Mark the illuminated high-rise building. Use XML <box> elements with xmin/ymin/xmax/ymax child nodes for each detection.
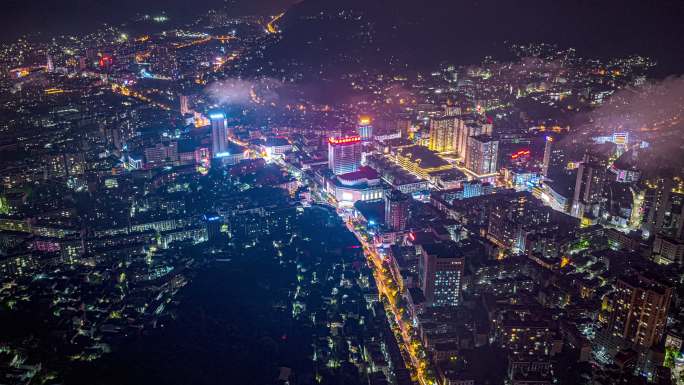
<box><xmin>357</xmin><ymin>116</ymin><xmax>373</xmax><ymax>141</ymax></box>
<box><xmin>613</xmin><ymin>132</ymin><xmax>629</xmax><ymax>157</ymax></box>
<box><xmin>465</xmin><ymin>135</ymin><xmax>499</xmax><ymax>175</ymax></box>
<box><xmin>455</xmin><ymin>120</ymin><xmax>491</xmax><ymax>160</ymax></box>
<box><xmin>179</xmin><ymin>95</ymin><xmax>190</xmax><ymax>115</ymax></box>
<box><xmin>77</xmin><ymin>56</ymin><xmax>87</xmax><ymax>71</ymax></box>
<box><xmin>46</xmin><ymin>53</ymin><xmax>54</xmax><ymax>73</ymax></box>
<box><xmin>204</xmin><ymin>213</ymin><xmax>222</xmax><ymax>243</ymax></box>
<box><xmin>642</xmin><ymin>176</ymin><xmax>684</xmax><ymax>239</ymax></box>
<box><xmin>210</xmin><ymin>111</ymin><xmax>228</xmax><ymax>158</ymax></box>
<box><xmin>418</xmin><ymin>242</ymin><xmax>464</xmax><ymax>307</ymax></box>
<box><xmin>571</xmin><ymin>160</ymin><xmax>606</xmax><ymax>218</ymax></box>
<box><xmin>604</xmin><ymin>274</ymin><xmax>672</xmax><ymax>349</ymax></box>
<box><xmin>384</xmin><ymin>189</ymin><xmax>410</xmax><ymax>232</ymax></box>
<box><xmin>444</xmin><ymin>104</ymin><xmax>461</xmax><ymax>117</ymax></box>
<box><xmin>653</xmin><ymin>234</ymin><xmax>684</xmax><ymax>265</ymax></box>
<box><xmin>396</xmin><ymin>117</ymin><xmax>412</xmax><ymax>138</ymax></box>
<box><xmin>102</xmin><ymin>125</ymin><xmax>123</xmax><ymax>151</ymax></box>
<box><xmin>428</xmin><ymin>117</ymin><xmax>457</xmax><ymax>153</ymax></box>
<box><xmin>328</xmin><ymin>136</ymin><xmax>362</xmax><ymax>175</ymax></box>
<box><xmin>542</xmin><ymin>136</ymin><xmax>553</xmax><ymax>178</ymax></box>
<box><xmin>144</xmin><ymin>141</ymin><xmax>178</xmax><ymax>167</ymax></box>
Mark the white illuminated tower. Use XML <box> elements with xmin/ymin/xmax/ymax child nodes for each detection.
<box><xmin>46</xmin><ymin>53</ymin><xmax>54</xmax><ymax>73</ymax></box>
<box><xmin>179</xmin><ymin>95</ymin><xmax>190</xmax><ymax>115</ymax></box>
<box><xmin>542</xmin><ymin>135</ymin><xmax>553</xmax><ymax>178</ymax></box>
<box><xmin>328</xmin><ymin>136</ymin><xmax>362</xmax><ymax>175</ymax></box>
<box><xmin>210</xmin><ymin>111</ymin><xmax>228</xmax><ymax>158</ymax></box>
<box><xmin>357</xmin><ymin>116</ymin><xmax>373</xmax><ymax>141</ymax></box>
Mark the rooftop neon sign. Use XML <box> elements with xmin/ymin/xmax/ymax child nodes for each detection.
<box><xmin>329</xmin><ymin>136</ymin><xmax>361</xmax><ymax>145</ymax></box>
<box><xmin>511</xmin><ymin>149</ymin><xmax>531</xmax><ymax>159</ymax></box>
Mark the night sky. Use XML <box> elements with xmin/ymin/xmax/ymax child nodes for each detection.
<box><xmin>4</xmin><ymin>0</ymin><xmax>684</xmax><ymax>68</ymax></box>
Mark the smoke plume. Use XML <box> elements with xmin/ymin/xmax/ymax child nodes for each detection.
<box><xmin>582</xmin><ymin>75</ymin><xmax>684</xmax><ymax>136</ymax></box>
<box><xmin>205</xmin><ymin>78</ymin><xmax>281</xmax><ymax>106</ymax></box>
<box><xmin>567</xmin><ymin>75</ymin><xmax>684</xmax><ymax>172</ymax></box>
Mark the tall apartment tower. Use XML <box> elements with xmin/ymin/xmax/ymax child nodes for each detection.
<box><xmin>572</xmin><ymin>161</ymin><xmax>607</xmax><ymax>218</ymax></box>
<box><xmin>180</xmin><ymin>95</ymin><xmax>191</xmax><ymax>115</ymax></box>
<box><xmin>466</xmin><ymin>135</ymin><xmax>499</xmax><ymax>175</ymax></box>
<box><xmin>210</xmin><ymin>111</ymin><xmax>228</xmax><ymax>158</ymax></box>
<box><xmin>328</xmin><ymin>136</ymin><xmax>362</xmax><ymax>175</ymax></box>
<box><xmin>385</xmin><ymin>189</ymin><xmax>410</xmax><ymax>232</ymax></box>
<box><xmin>606</xmin><ymin>274</ymin><xmax>672</xmax><ymax>349</ymax></box>
<box><xmin>419</xmin><ymin>242</ymin><xmax>465</xmax><ymax>307</ymax></box>
<box><xmin>428</xmin><ymin>117</ymin><xmax>458</xmax><ymax>153</ymax></box>
<box><xmin>542</xmin><ymin>136</ymin><xmax>553</xmax><ymax>178</ymax></box>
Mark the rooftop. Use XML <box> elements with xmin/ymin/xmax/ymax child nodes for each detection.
<box><xmin>422</xmin><ymin>241</ymin><xmax>463</xmax><ymax>259</ymax></box>
<box><xmin>397</xmin><ymin>145</ymin><xmax>450</xmax><ymax>169</ymax></box>
<box><xmin>264</xmin><ymin>137</ymin><xmax>290</xmax><ymax>147</ymax></box>
<box><xmin>336</xmin><ymin>166</ymin><xmax>380</xmax><ymax>186</ymax></box>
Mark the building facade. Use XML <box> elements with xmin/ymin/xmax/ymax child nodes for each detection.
<box><xmin>385</xmin><ymin>189</ymin><xmax>410</xmax><ymax>232</ymax></box>
<box><xmin>328</xmin><ymin>136</ymin><xmax>362</xmax><ymax>175</ymax></box>
<box><xmin>466</xmin><ymin>135</ymin><xmax>499</xmax><ymax>176</ymax></box>
<box><xmin>419</xmin><ymin>242</ymin><xmax>465</xmax><ymax>307</ymax></box>
<box><xmin>605</xmin><ymin>274</ymin><xmax>672</xmax><ymax>349</ymax></box>
<box><xmin>210</xmin><ymin>111</ymin><xmax>228</xmax><ymax>158</ymax></box>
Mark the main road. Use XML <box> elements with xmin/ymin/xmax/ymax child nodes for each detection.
<box><xmin>342</xmin><ymin>219</ymin><xmax>435</xmax><ymax>385</ymax></box>
<box><xmin>266</xmin><ymin>12</ymin><xmax>285</xmax><ymax>34</ymax></box>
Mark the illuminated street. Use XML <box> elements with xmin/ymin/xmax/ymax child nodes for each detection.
<box><xmin>342</xmin><ymin>217</ymin><xmax>435</xmax><ymax>385</ymax></box>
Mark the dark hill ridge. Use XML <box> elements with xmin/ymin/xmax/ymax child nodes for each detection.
<box><xmin>0</xmin><ymin>0</ymin><xmax>296</xmax><ymax>41</ymax></box>
<box><xmin>266</xmin><ymin>0</ymin><xmax>684</xmax><ymax>76</ymax></box>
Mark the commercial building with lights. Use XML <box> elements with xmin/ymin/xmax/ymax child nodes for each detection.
<box><xmin>609</xmin><ymin>154</ymin><xmax>641</xmax><ymax>183</ymax></box>
<box><xmin>144</xmin><ymin>141</ymin><xmax>178</xmax><ymax>168</ymax></box>
<box><xmin>325</xmin><ymin>166</ymin><xmax>386</xmax><ymax>206</ymax></box>
<box><xmin>652</xmin><ymin>234</ymin><xmax>684</xmax><ymax>265</ymax></box>
<box><xmin>328</xmin><ymin>136</ymin><xmax>362</xmax><ymax>175</ymax></box>
<box><xmin>391</xmin><ymin>145</ymin><xmax>452</xmax><ymax>180</ymax></box>
<box><xmin>263</xmin><ymin>137</ymin><xmax>292</xmax><ymax>156</ymax></box>
<box><xmin>533</xmin><ymin>181</ymin><xmax>572</xmax><ymax>214</ymax></box>
<box><xmin>215</xmin><ymin>142</ymin><xmax>247</xmax><ymax>166</ymax></box>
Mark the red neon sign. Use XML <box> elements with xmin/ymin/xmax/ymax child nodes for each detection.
<box><xmin>511</xmin><ymin>149</ymin><xmax>531</xmax><ymax>160</ymax></box>
<box><xmin>99</xmin><ymin>55</ymin><xmax>114</xmax><ymax>69</ymax></box>
<box><xmin>329</xmin><ymin>136</ymin><xmax>361</xmax><ymax>145</ymax></box>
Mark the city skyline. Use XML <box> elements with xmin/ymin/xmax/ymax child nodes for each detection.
<box><xmin>1</xmin><ymin>2</ymin><xmax>684</xmax><ymax>385</ymax></box>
